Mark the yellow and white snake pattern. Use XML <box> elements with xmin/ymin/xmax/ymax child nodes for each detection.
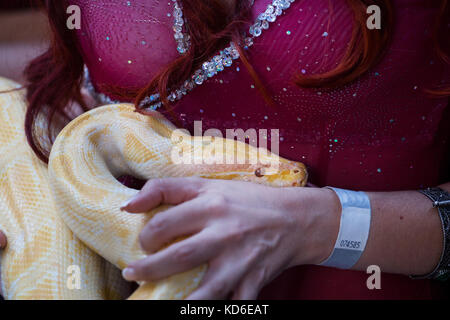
<box><xmin>0</xmin><ymin>77</ymin><xmax>307</xmax><ymax>299</ymax></box>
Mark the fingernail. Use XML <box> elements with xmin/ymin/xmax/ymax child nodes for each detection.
<box><xmin>120</xmin><ymin>198</ymin><xmax>134</xmax><ymax>211</ymax></box>
<box><xmin>122</xmin><ymin>267</ymin><xmax>136</xmax><ymax>281</ymax></box>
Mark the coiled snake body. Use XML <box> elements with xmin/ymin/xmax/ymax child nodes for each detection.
<box><xmin>0</xmin><ymin>77</ymin><xmax>307</xmax><ymax>299</ymax></box>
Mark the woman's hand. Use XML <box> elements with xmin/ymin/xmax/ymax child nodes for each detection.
<box><xmin>0</xmin><ymin>231</ymin><xmax>7</xmax><ymax>297</ymax></box>
<box><xmin>120</xmin><ymin>177</ymin><xmax>340</xmax><ymax>299</ymax></box>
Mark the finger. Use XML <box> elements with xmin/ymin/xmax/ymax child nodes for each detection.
<box><xmin>186</xmin><ymin>257</ymin><xmax>249</xmax><ymax>300</ymax></box>
<box><xmin>0</xmin><ymin>231</ymin><xmax>7</xmax><ymax>249</ymax></box>
<box><xmin>123</xmin><ymin>228</ymin><xmax>222</xmax><ymax>282</ymax></box>
<box><xmin>121</xmin><ymin>177</ymin><xmax>204</xmax><ymax>213</ymax></box>
<box><xmin>139</xmin><ymin>197</ymin><xmax>210</xmax><ymax>253</ymax></box>
<box><xmin>231</xmin><ymin>269</ymin><xmax>266</xmax><ymax>300</ymax></box>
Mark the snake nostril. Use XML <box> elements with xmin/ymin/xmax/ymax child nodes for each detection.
<box><xmin>293</xmin><ymin>170</ymin><xmax>300</xmax><ymax>173</ymax></box>
<box><xmin>255</xmin><ymin>168</ymin><xmax>265</xmax><ymax>177</ymax></box>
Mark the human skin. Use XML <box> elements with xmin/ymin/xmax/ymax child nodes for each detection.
<box><xmin>117</xmin><ymin>178</ymin><xmax>449</xmax><ymax>299</ymax></box>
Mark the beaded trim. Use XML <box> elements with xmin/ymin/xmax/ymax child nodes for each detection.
<box><xmin>84</xmin><ymin>0</ymin><xmax>296</xmax><ymax>110</ymax></box>
<box><xmin>172</xmin><ymin>0</ymin><xmax>190</xmax><ymax>55</ymax></box>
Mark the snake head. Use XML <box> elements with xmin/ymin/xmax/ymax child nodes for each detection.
<box><xmin>251</xmin><ymin>160</ymin><xmax>308</xmax><ymax>187</ymax></box>
<box><xmin>190</xmin><ymin>136</ymin><xmax>308</xmax><ymax>188</ymax></box>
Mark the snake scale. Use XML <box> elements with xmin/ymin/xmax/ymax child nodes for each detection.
<box><xmin>0</xmin><ymin>77</ymin><xmax>307</xmax><ymax>299</ymax></box>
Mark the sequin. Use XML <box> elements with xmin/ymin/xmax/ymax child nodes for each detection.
<box><xmin>172</xmin><ymin>0</ymin><xmax>190</xmax><ymax>55</ymax></box>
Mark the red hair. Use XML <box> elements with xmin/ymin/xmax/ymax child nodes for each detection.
<box><xmin>23</xmin><ymin>0</ymin><xmax>450</xmax><ymax>162</ymax></box>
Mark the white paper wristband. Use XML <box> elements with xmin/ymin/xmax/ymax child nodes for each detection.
<box><xmin>319</xmin><ymin>187</ymin><xmax>372</xmax><ymax>269</ymax></box>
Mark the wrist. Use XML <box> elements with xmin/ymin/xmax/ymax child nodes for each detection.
<box><xmin>286</xmin><ymin>187</ymin><xmax>341</xmax><ymax>266</ymax></box>
<box><xmin>309</xmin><ymin>187</ymin><xmax>342</xmax><ymax>265</ymax></box>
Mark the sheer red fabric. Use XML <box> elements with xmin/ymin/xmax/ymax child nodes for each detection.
<box><xmin>72</xmin><ymin>0</ymin><xmax>450</xmax><ymax>299</ymax></box>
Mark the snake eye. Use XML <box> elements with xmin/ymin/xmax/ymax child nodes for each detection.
<box><xmin>254</xmin><ymin>168</ymin><xmax>265</xmax><ymax>177</ymax></box>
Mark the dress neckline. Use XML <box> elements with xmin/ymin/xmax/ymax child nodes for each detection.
<box><xmin>84</xmin><ymin>0</ymin><xmax>297</xmax><ymax>110</ymax></box>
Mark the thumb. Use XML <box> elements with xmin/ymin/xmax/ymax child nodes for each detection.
<box><xmin>120</xmin><ymin>177</ymin><xmax>204</xmax><ymax>213</ymax></box>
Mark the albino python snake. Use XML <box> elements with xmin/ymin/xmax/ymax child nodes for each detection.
<box><xmin>0</xmin><ymin>77</ymin><xmax>307</xmax><ymax>300</ymax></box>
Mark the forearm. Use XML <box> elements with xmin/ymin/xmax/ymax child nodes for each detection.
<box><xmin>288</xmin><ymin>183</ymin><xmax>449</xmax><ymax>276</ymax></box>
<box><xmin>350</xmin><ymin>183</ymin><xmax>449</xmax><ymax>276</ymax></box>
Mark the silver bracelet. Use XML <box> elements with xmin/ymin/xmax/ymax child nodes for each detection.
<box><xmin>411</xmin><ymin>187</ymin><xmax>450</xmax><ymax>281</ymax></box>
